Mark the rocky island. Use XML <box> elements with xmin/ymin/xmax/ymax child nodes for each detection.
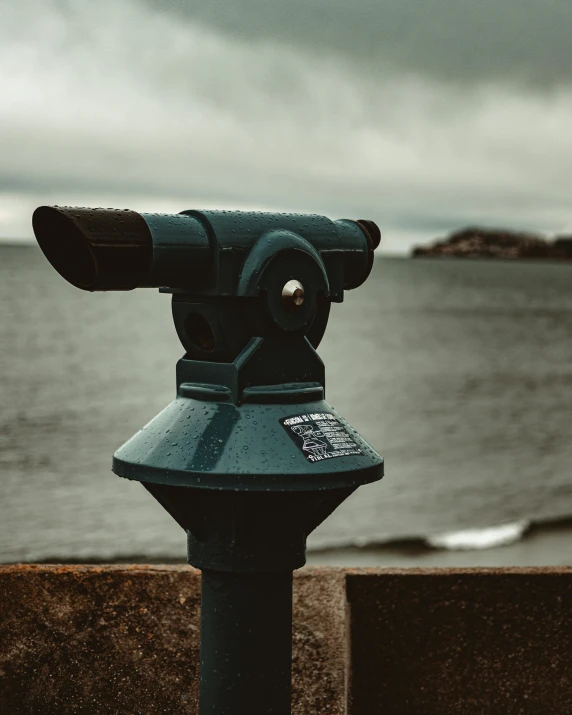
<box><xmin>412</xmin><ymin>227</ymin><xmax>572</xmax><ymax>261</ymax></box>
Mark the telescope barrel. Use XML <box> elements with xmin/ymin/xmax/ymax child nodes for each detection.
<box><xmin>32</xmin><ymin>205</ymin><xmax>379</xmax><ymax>294</ymax></box>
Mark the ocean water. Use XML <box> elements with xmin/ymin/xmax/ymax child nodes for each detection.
<box><xmin>1</xmin><ymin>246</ymin><xmax>572</xmax><ymax>562</ymax></box>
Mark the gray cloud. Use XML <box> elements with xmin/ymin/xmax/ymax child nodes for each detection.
<box><xmin>1</xmin><ymin>0</ymin><xmax>572</xmax><ymax>251</ymax></box>
<box><xmin>144</xmin><ymin>0</ymin><xmax>572</xmax><ymax>88</ymax></box>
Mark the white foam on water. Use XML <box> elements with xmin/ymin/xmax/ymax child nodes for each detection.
<box><xmin>426</xmin><ymin>521</ymin><xmax>530</xmax><ymax>551</ymax></box>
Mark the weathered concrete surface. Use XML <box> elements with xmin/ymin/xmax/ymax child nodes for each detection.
<box><xmin>2</xmin><ymin>566</ymin><xmax>572</xmax><ymax>714</ymax></box>
<box><xmin>0</xmin><ymin>565</ymin><xmax>347</xmax><ymax>715</ymax></box>
<box><xmin>292</xmin><ymin>569</ymin><xmax>348</xmax><ymax>715</ymax></box>
<box><xmin>347</xmin><ymin>567</ymin><xmax>572</xmax><ymax>715</ymax></box>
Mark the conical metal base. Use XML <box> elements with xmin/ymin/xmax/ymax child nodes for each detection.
<box><xmin>113</xmin><ymin>390</ymin><xmax>383</xmax><ymax>493</ymax></box>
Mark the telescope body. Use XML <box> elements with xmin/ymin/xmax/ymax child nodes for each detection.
<box><xmin>33</xmin><ymin>203</ymin><xmax>384</xmax><ymax>715</ymax></box>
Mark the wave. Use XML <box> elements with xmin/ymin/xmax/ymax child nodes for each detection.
<box><xmin>308</xmin><ymin>519</ymin><xmax>540</xmax><ymax>554</ymax></box>
<box><xmin>425</xmin><ymin>520</ymin><xmax>530</xmax><ymax>551</ymax></box>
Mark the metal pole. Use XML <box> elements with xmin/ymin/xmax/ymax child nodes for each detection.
<box><xmin>199</xmin><ymin>569</ymin><xmax>293</xmax><ymax>715</ymax></box>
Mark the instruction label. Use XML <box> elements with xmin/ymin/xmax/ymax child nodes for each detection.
<box><xmin>280</xmin><ymin>412</ymin><xmax>362</xmax><ymax>462</ymax></box>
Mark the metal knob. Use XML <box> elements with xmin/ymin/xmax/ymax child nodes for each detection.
<box><xmin>281</xmin><ymin>280</ymin><xmax>305</xmax><ymax>311</ymax></box>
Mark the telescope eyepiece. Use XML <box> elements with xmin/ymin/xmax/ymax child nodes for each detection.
<box><xmin>357</xmin><ymin>219</ymin><xmax>381</xmax><ymax>250</ymax></box>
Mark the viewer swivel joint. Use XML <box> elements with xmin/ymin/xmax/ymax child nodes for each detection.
<box><xmin>33</xmin><ymin>205</ymin><xmax>384</xmax><ymax>715</ymax></box>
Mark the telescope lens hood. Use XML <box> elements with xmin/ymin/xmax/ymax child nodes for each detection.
<box><xmin>32</xmin><ymin>205</ymin><xmax>153</xmax><ymax>291</ymax></box>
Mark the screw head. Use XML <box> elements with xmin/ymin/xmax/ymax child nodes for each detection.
<box><xmin>282</xmin><ymin>279</ymin><xmax>305</xmax><ymax>311</ymax></box>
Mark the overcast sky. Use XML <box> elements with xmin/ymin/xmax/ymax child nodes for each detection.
<box><xmin>2</xmin><ymin>0</ymin><xmax>572</xmax><ymax>252</ymax></box>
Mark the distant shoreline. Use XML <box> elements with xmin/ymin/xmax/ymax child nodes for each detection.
<box><xmin>413</xmin><ymin>227</ymin><xmax>572</xmax><ymax>261</ymax></box>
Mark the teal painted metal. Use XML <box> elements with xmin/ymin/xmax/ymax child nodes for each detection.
<box><xmin>114</xmin><ymin>357</ymin><xmax>381</xmax><ymax>492</ymax></box>
<box><xmin>114</xmin><ymin>395</ymin><xmax>381</xmax><ymax>491</ymax></box>
<box><xmin>32</xmin><ymin>205</ymin><xmax>384</xmax><ymax>715</ymax></box>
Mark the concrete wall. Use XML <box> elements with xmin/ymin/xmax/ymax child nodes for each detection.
<box><xmin>1</xmin><ymin>565</ymin><xmax>571</xmax><ymax>713</ymax></box>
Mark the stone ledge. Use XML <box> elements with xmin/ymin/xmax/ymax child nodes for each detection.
<box><xmin>0</xmin><ymin>565</ymin><xmax>347</xmax><ymax>715</ymax></box>
<box><xmin>1</xmin><ymin>566</ymin><xmax>571</xmax><ymax>714</ymax></box>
